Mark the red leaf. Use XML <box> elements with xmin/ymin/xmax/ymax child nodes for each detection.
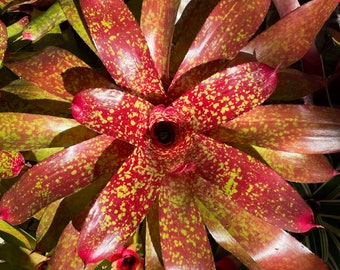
<box><xmin>172</xmin><ymin>62</ymin><xmax>278</xmax><ymax>132</ymax></box>
<box><xmin>252</xmin><ymin>146</ymin><xmax>338</xmax><ymax>183</ymax></box>
<box><xmin>0</xmin><ymin>150</ymin><xmax>25</xmax><ymax>179</ymax></box>
<box><xmin>172</xmin><ymin>0</ymin><xmax>271</xmax><ymax>84</ymax></box>
<box><xmin>207</xmin><ymin>105</ymin><xmax>340</xmax><ymax>154</ymax></box>
<box><xmin>77</xmin><ymin>146</ymin><xmax>163</xmax><ymax>264</ymax></box>
<box><xmin>158</xmin><ymin>173</ymin><xmax>215</xmax><ymax>269</ymax></box>
<box><xmin>195</xmin><ymin>178</ymin><xmax>329</xmax><ymax>270</ymax></box>
<box><xmin>0</xmin><ymin>20</ymin><xmax>7</xmax><ymax>67</ymax></box>
<box><xmin>242</xmin><ymin>0</ymin><xmax>339</xmax><ymax>68</ymax></box>
<box><xmin>272</xmin><ymin>0</ymin><xmax>300</xmax><ymax>17</ymax></box>
<box><xmin>0</xmin><ymin>135</ymin><xmax>115</xmax><ymax>225</ymax></box>
<box><xmin>5</xmin><ymin>46</ymin><xmax>89</xmax><ymax>102</ymax></box>
<box><xmin>72</xmin><ymin>88</ymin><xmax>153</xmax><ymax>146</ymax></box>
<box><xmin>80</xmin><ymin>0</ymin><xmax>166</xmax><ymax>104</ymax></box>
<box><xmin>195</xmin><ymin>134</ymin><xmax>318</xmax><ymax>233</ymax></box>
<box><xmin>140</xmin><ymin>0</ymin><xmax>180</xmax><ymax>87</ymax></box>
<box><xmin>0</xmin><ymin>113</ymin><xmax>86</xmax><ymax>151</ymax></box>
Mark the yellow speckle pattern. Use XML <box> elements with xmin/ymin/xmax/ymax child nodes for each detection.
<box><xmin>210</xmin><ymin>104</ymin><xmax>340</xmax><ymax>154</ymax></box>
<box><xmin>172</xmin><ymin>62</ymin><xmax>277</xmax><ymax>132</ymax></box>
<box><xmin>77</xmin><ymin>146</ymin><xmax>164</xmax><ymax>263</ymax></box>
<box><xmin>194</xmin><ymin>178</ymin><xmax>328</xmax><ymax>270</ymax></box>
<box><xmin>158</xmin><ymin>173</ymin><xmax>215</xmax><ymax>269</ymax></box>
<box><xmin>0</xmin><ymin>135</ymin><xmax>115</xmax><ymax>225</ymax></box>
<box><xmin>6</xmin><ymin>46</ymin><xmax>90</xmax><ymax>102</ymax></box>
<box><xmin>0</xmin><ymin>150</ymin><xmax>24</xmax><ymax>179</ymax></box>
<box><xmin>243</xmin><ymin>0</ymin><xmax>339</xmax><ymax>68</ymax></box>
<box><xmin>81</xmin><ymin>0</ymin><xmax>166</xmax><ymax>104</ymax></box>
<box><xmin>0</xmin><ymin>113</ymin><xmax>80</xmax><ymax>151</ymax></box>
<box><xmin>173</xmin><ymin>0</ymin><xmax>271</xmax><ymax>83</ymax></box>
<box><xmin>194</xmin><ymin>134</ymin><xmax>316</xmax><ymax>233</ymax></box>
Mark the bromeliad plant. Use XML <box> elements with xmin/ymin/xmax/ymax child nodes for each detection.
<box><xmin>0</xmin><ymin>0</ymin><xmax>340</xmax><ymax>269</ymax></box>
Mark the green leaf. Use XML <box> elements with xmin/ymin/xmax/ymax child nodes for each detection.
<box><xmin>6</xmin><ymin>16</ymin><xmax>29</xmax><ymax>39</ymax></box>
<box><xmin>6</xmin><ymin>46</ymin><xmax>90</xmax><ymax>102</ymax></box>
<box><xmin>77</xmin><ymin>146</ymin><xmax>163</xmax><ymax>264</ymax></box>
<box><xmin>0</xmin><ymin>150</ymin><xmax>25</xmax><ymax>178</ymax></box>
<box><xmin>208</xmin><ymin>105</ymin><xmax>340</xmax><ymax>154</ymax></box>
<box><xmin>22</xmin><ymin>2</ymin><xmax>67</xmax><ymax>41</ymax></box>
<box><xmin>72</xmin><ymin>88</ymin><xmax>153</xmax><ymax>146</ymax></box>
<box><xmin>140</xmin><ymin>0</ymin><xmax>180</xmax><ymax>86</ymax></box>
<box><xmin>252</xmin><ymin>146</ymin><xmax>338</xmax><ymax>183</ymax></box>
<box><xmin>0</xmin><ymin>220</ymin><xmax>32</xmax><ymax>249</ymax></box>
<box><xmin>0</xmin><ymin>20</ymin><xmax>7</xmax><ymax>68</ymax></box>
<box><xmin>80</xmin><ymin>0</ymin><xmax>166</xmax><ymax>104</ymax></box>
<box><xmin>242</xmin><ymin>0</ymin><xmax>339</xmax><ymax>68</ymax></box>
<box><xmin>172</xmin><ymin>0</ymin><xmax>271</xmax><ymax>83</ymax></box>
<box><xmin>158</xmin><ymin>173</ymin><xmax>215</xmax><ymax>268</ymax></box>
<box><xmin>0</xmin><ymin>135</ymin><xmax>115</xmax><ymax>225</ymax></box>
<box><xmin>195</xmin><ymin>134</ymin><xmax>318</xmax><ymax>233</ymax></box>
<box><xmin>172</xmin><ymin>62</ymin><xmax>278</xmax><ymax>132</ymax></box>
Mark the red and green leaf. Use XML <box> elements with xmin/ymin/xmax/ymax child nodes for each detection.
<box><xmin>253</xmin><ymin>146</ymin><xmax>338</xmax><ymax>183</ymax></box>
<box><xmin>6</xmin><ymin>16</ymin><xmax>29</xmax><ymax>39</ymax></box>
<box><xmin>140</xmin><ymin>0</ymin><xmax>180</xmax><ymax>87</ymax></box>
<box><xmin>172</xmin><ymin>62</ymin><xmax>278</xmax><ymax>132</ymax></box>
<box><xmin>194</xmin><ymin>178</ymin><xmax>329</xmax><ymax>270</ymax></box>
<box><xmin>80</xmin><ymin>0</ymin><xmax>166</xmax><ymax>104</ymax></box>
<box><xmin>172</xmin><ymin>0</ymin><xmax>271</xmax><ymax>84</ymax></box>
<box><xmin>158</xmin><ymin>173</ymin><xmax>215</xmax><ymax>269</ymax></box>
<box><xmin>5</xmin><ymin>46</ymin><xmax>90</xmax><ymax>102</ymax></box>
<box><xmin>0</xmin><ymin>135</ymin><xmax>115</xmax><ymax>225</ymax></box>
<box><xmin>72</xmin><ymin>88</ymin><xmax>153</xmax><ymax>146</ymax></box>
<box><xmin>0</xmin><ymin>113</ymin><xmax>91</xmax><ymax>151</ymax></box>
<box><xmin>77</xmin><ymin>146</ymin><xmax>163</xmax><ymax>264</ymax></box>
<box><xmin>0</xmin><ymin>150</ymin><xmax>25</xmax><ymax>179</ymax></box>
<box><xmin>207</xmin><ymin>105</ymin><xmax>340</xmax><ymax>154</ymax></box>
<box><xmin>242</xmin><ymin>0</ymin><xmax>339</xmax><ymax>68</ymax></box>
<box><xmin>195</xmin><ymin>134</ymin><xmax>318</xmax><ymax>233</ymax></box>
<box><xmin>0</xmin><ymin>20</ymin><xmax>7</xmax><ymax>67</ymax></box>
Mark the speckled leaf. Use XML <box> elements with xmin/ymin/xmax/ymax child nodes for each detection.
<box><xmin>242</xmin><ymin>0</ymin><xmax>339</xmax><ymax>68</ymax></box>
<box><xmin>48</xmin><ymin>223</ymin><xmax>89</xmax><ymax>270</ymax></box>
<box><xmin>77</xmin><ymin>146</ymin><xmax>163</xmax><ymax>264</ymax></box>
<box><xmin>141</xmin><ymin>0</ymin><xmax>180</xmax><ymax>86</ymax></box>
<box><xmin>173</xmin><ymin>0</ymin><xmax>271</xmax><ymax>84</ymax></box>
<box><xmin>194</xmin><ymin>178</ymin><xmax>329</xmax><ymax>270</ymax></box>
<box><xmin>207</xmin><ymin>105</ymin><xmax>340</xmax><ymax>154</ymax></box>
<box><xmin>0</xmin><ymin>113</ymin><xmax>87</xmax><ymax>151</ymax></box>
<box><xmin>197</xmin><ymin>200</ymin><xmax>261</xmax><ymax>270</ymax></box>
<box><xmin>6</xmin><ymin>16</ymin><xmax>29</xmax><ymax>39</ymax></box>
<box><xmin>22</xmin><ymin>2</ymin><xmax>67</xmax><ymax>41</ymax></box>
<box><xmin>145</xmin><ymin>215</ymin><xmax>164</xmax><ymax>270</ymax></box>
<box><xmin>1</xmin><ymin>79</ymin><xmax>67</xmax><ymax>101</ymax></box>
<box><xmin>195</xmin><ymin>134</ymin><xmax>318</xmax><ymax>233</ymax></box>
<box><xmin>0</xmin><ymin>20</ymin><xmax>7</xmax><ymax>67</ymax></box>
<box><xmin>80</xmin><ymin>0</ymin><xmax>166</xmax><ymax>104</ymax></box>
<box><xmin>0</xmin><ymin>150</ymin><xmax>25</xmax><ymax>178</ymax></box>
<box><xmin>0</xmin><ymin>134</ymin><xmax>115</xmax><ymax>225</ymax></box>
<box><xmin>59</xmin><ymin>0</ymin><xmax>97</xmax><ymax>53</ymax></box>
<box><xmin>72</xmin><ymin>88</ymin><xmax>153</xmax><ymax>146</ymax></box>
<box><xmin>158</xmin><ymin>173</ymin><xmax>215</xmax><ymax>269</ymax></box>
<box><xmin>269</xmin><ymin>69</ymin><xmax>327</xmax><ymax>101</ymax></box>
<box><xmin>172</xmin><ymin>62</ymin><xmax>278</xmax><ymax>132</ymax></box>
<box><xmin>6</xmin><ymin>46</ymin><xmax>90</xmax><ymax>102</ymax></box>
<box><xmin>272</xmin><ymin>0</ymin><xmax>300</xmax><ymax>17</ymax></box>
<box><xmin>253</xmin><ymin>146</ymin><xmax>338</xmax><ymax>183</ymax></box>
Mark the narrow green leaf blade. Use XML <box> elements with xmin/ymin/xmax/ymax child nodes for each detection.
<box><xmin>80</xmin><ymin>0</ymin><xmax>166</xmax><ymax>103</ymax></box>
<box><xmin>172</xmin><ymin>62</ymin><xmax>278</xmax><ymax>132</ymax></box>
<box><xmin>77</xmin><ymin>146</ymin><xmax>163</xmax><ymax>264</ymax></box>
